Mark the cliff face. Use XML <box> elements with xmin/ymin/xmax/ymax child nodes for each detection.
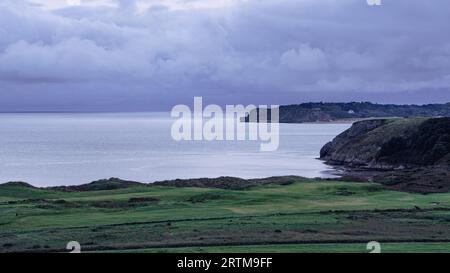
<box><xmin>320</xmin><ymin>117</ymin><xmax>450</xmax><ymax>170</ymax></box>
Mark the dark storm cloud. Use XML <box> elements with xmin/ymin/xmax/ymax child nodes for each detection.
<box><xmin>0</xmin><ymin>0</ymin><xmax>449</xmax><ymax>111</ymax></box>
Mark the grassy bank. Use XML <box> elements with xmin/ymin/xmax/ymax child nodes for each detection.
<box><xmin>0</xmin><ymin>178</ymin><xmax>449</xmax><ymax>253</ymax></box>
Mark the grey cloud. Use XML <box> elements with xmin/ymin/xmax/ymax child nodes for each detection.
<box><xmin>281</xmin><ymin>44</ymin><xmax>329</xmax><ymax>71</ymax></box>
<box><xmin>0</xmin><ymin>0</ymin><xmax>450</xmax><ymax>111</ymax></box>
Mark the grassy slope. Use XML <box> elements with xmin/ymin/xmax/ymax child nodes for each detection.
<box><xmin>0</xmin><ymin>179</ymin><xmax>449</xmax><ymax>253</ymax></box>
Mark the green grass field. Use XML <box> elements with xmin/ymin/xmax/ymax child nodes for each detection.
<box><xmin>110</xmin><ymin>243</ymin><xmax>450</xmax><ymax>253</ymax></box>
<box><xmin>0</xmin><ymin>178</ymin><xmax>449</xmax><ymax>253</ymax></box>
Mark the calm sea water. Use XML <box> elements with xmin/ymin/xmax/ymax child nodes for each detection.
<box><xmin>0</xmin><ymin>113</ymin><xmax>350</xmax><ymax>187</ymax></box>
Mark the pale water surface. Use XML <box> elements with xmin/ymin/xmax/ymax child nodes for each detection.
<box><xmin>0</xmin><ymin>113</ymin><xmax>350</xmax><ymax>187</ymax></box>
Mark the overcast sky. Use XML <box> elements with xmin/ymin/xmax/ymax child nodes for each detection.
<box><xmin>1</xmin><ymin>0</ymin><xmax>450</xmax><ymax>111</ymax></box>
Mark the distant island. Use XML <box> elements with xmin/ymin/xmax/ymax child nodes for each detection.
<box><xmin>244</xmin><ymin>102</ymin><xmax>450</xmax><ymax>123</ymax></box>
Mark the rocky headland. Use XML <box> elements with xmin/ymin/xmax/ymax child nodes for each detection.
<box><xmin>244</xmin><ymin>102</ymin><xmax>450</xmax><ymax>123</ymax></box>
<box><xmin>320</xmin><ymin>117</ymin><xmax>450</xmax><ymax>193</ymax></box>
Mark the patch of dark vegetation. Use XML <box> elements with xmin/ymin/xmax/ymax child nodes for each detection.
<box><xmin>374</xmin><ymin>166</ymin><xmax>450</xmax><ymax>194</ymax></box>
<box><xmin>335</xmin><ymin>175</ymin><xmax>369</xmax><ymax>183</ymax></box>
<box><xmin>0</xmin><ymin>176</ymin><xmax>302</xmax><ymax>197</ymax></box>
<box><xmin>328</xmin><ymin>186</ymin><xmax>362</xmax><ymax>196</ymax></box>
<box><xmin>366</xmin><ymin>185</ymin><xmax>384</xmax><ymax>192</ymax></box>
<box><xmin>91</xmin><ymin>227</ymin><xmax>102</xmax><ymax>232</ymax></box>
<box><xmin>319</xmin><ymin>185</ymin><xmax>357</xmax><ymax>196</ymax></box>
<box><xmin>90</xmin><ymin>198</ymin><xmax>158</xmax><ymax>209</ymax></box>
<box><xmin>302</xmin><ymin>229</ymin><xmax>319</xmax><ymax>234</ymax></box>
<box><xmin>248</xmin><ymin>176</ymin><xmax>298</xmax><ymax>187</ymax></box>
<box><xmin>53</xmin><ymin>199</ymin><xmax>72</xmax><ymax>205</ymax></box>
<box><xmin>186</xmin><ymin>193</ymin><xmax>224</xmax><ymax>203</ymax></box>
<box><xmin>48</xmin><ymin>178</ymin><xmax>146</xmax><ymax>192</ymax></box>
<box><xmin>8</xmin><ymin>198</ymin><xmax>81</xmax><ymax>209</ymax></box>
<box><xmin>154</xmin><ymin>176</ymin><xmax>301</xmax><ymax>190</ymax></box>
<box><xmin>0</xmin><ymin>181</ymin><xmax>35</xmax><ymax>188</ymax></box>
<box><xmin>7</xmin><ymin>198</ymin><xmax>43</xmax><ymax>205</ymax></box>
<box><xmin>6</xmin><ymin>197</ymin><xmax>159</xmax><ymax>210</ymax></box>
<box><xmin>128</xmin><ymin>197</ymin><xmax>159</xmax><ymax>203</ymax></box>
<box><xmin>332</xmin><ymin>188</ymin><xmax>356</xmax><ymax>196</ymax></box>
<box><xmin>346</xmin><ymin>214</ymin><xmax>369</xmax><ymax>221</ymax></box>
<box><xmin>155</xmin><ymin>177</ymin><xmax>247</xmax><ymax>189</ymax></box>
<box><xmin>89</xmin><ymin>201</ymin><xmax>134</xmax><ymax>209</ymax></box>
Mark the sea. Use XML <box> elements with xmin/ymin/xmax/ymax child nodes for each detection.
<box><xmin>0</xmin><ymin>112</ymin><xmax>350</xmax><ymax>187</ymax></box>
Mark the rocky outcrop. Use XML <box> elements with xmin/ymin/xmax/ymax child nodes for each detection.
<box><xmin>320</xmin><ymin>117</ymin><xmax>450</xmax><ymax>193</ymax></box>
<box><xmin>320</xmin><ymin>117</ymin><xmax>450</xmax><ymax>170</ymax></box>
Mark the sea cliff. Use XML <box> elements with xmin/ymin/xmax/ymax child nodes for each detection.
<box><xmin>320</xmin><ymin>117</ymin><xmax>450</xmax><ymax>193</ymax></box>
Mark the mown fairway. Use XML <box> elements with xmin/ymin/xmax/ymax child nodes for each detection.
<box><xmin>0</xmin><ymin>179</ymin><xmax>449</xmax><ymax>253</ymax></box>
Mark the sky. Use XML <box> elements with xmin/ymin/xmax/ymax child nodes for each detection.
<box><xmin>0</xmin><ymin>0</ymin><xmax>450</xmax><ymax>111</ymax></box>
